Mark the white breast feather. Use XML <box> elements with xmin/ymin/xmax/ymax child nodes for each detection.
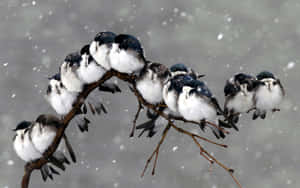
<box><xmin>110</xmin><ymin>44</ymin><xmax>144</xmax><ymax>74</ymax></box>
<box><xmin>60</xmin><ymin>62</ymin><xmax>83</xmax><ymax>92</ymax></box>
<box><xmin>31</xmin><ymin>124</ymin><xmax>57</xmax><ymax>153</ymax></box>
<box><xmin>178</xmin><ymin>87</ymin><xmax>217</xmax><ymax>122</ymax></box>
<box><xmin>14</xmin><ymin>131</ymin><xmax>42</xmax><ymax>162</ymax></box>
<box><xmin>255</xmin><ymin>84</ymin><xmax>283</xmax><ymax>110</ymax></box>
<box><xmin>136</xmin><ymin>78</ymin><xmax>163</xmax><ymax>104</ymax></box>
<box><xmin>90</xmin><ymin>42</ymin><xmax>111</xmax><ymax>70</ymax></box>
<box><xmin>77</xmin><ymin>60</ymin><xmax>106</xmax><ymax>84</ymax></box>
<box><xmin>163</xmin><ymin>82</ymin><xmax>178</xmax><ymax>113</ymax></box>
<box><xmin>226</xmin><ymin>91</ymin><xmax>254</xmax><ymax>113</ymax></box>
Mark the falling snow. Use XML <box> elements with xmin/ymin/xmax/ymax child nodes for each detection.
<box><xmin>217</xmin><ymin>33</ymin><xmax>223</xmax><ymax>40</ymax></box>
<box><xmin>7</xmin><ymin>160</ymin><xmax>14</xmax><ymax>165</ymax></box>
<box><xmin>172</xmin><ymin>146</ymin><xmax>178</xmax><ymax>152</ymax></box>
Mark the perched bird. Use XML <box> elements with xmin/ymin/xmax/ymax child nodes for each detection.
<box><xmin>137</xmin><ymin>64</ymin><xmax>199</xmax><ymax>138</ymax></box>
<box><xmin>13</xmin><ymin>120</ymin><xmax>70</xmax><ymax>181</ymax></box>
<box><xmin>60</xmin><ymin>52</ymin><xmax>84</xmax><ymax>92</ymax></box>
<box><xmin>45</xmin><ymin>74</ymin><xmax>77</xmax><ymax>115</ymax></box>
<box><xmin>109</xmin><ymin>34</ymin><xmax>146</xmax><ymax>74</ymax></box>
<box><xmin>31</xmin><ymin>114</ymin><xmax>76</xmax><ymax>163</ymax></box>
<box><xmin>45</xmin><ymin>74</ymin><xmax>90</xmax><ymax>132</ymax></box>
<box><xmin>79</xmin><ymin>44</ymin><xmax>122</xmax><ymax>93</ymax></box>
<box><xmin>177</xmin><ymin>79</ymin><xmax>225</xmax><ymax>139</ymax></box>
<box><xmin>130</xmin><ymin>62</ymin><xmax>170</xmax><ymax>137</ymax></box>
<box><xmin>253</xmin><ymin>71</ymin><xmax>285</xmax><ymax>119</ymax></box>
<box><xmin>163</xmin><ymin>63</ymin><xmax>204</xmax><ymax>113</ymax></box>
<box><xmin>77</xmin><ymin>44</ymin><xmax>107</xmax><ymax>84</ymax></box>
<box><xmin>223</xmin><ymin>73</ymin><xmax>257</xmax><ymax>130</ymax></box>
<box><xmin>89</xmin><ymin>31</ymin><xmax>117</xmax><ymax>70</ymax></box>
<box><xmin>163</xmin><ymin>73</ymin><xmax>194</xmax><ymax>113</ymax></box>
<box><xmin>136</xmin><ymin>62</ymin><xmax>170</xmax><ymax>105</ymax></box>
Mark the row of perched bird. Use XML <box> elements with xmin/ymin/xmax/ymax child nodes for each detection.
<box><xmin>12</xmin><ymin>31</ymin><xmax>285</xmax><ymax>182</ymax></box>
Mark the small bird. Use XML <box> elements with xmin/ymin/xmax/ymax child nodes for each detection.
<box><xmin>252</xmin><ymin>71</ymin><xmax>285</xmax><ymax>119</ymax></box>
<box><xmin>130</xmin><ymin>62</ymin><xmax>170</xmax><ymax>137</ymax></box>
<box><xmin>45</xmin><ymin>74</ymin><xmax>77</xmax><ymax>115</ymax></box>
<box><xmin>60</xmin><ymin>52</ymin><xmax>84</xmax><ymax>92</ymax></box>
<box><xmin>136</xmin><ymin>62</ymin><xmax>170</xmax><ymax>105</ymax></box>
<box><xmin>45</xmin><ymin>74</ymin><xmax>91</xmax><ymax>132</ymax></box>
<box><xmin>139</xmin><ymin>68</ymin><xmax>193</xmax><ymax>137</ymax></box>
<box><xmin>89</xmin><ymin>31</ymin><xmax>117</xmax><ymax>70</ymax></box>
<box><xmin>177</xmin><ymin>79</ymin><xmax>225</xmax><ymax>139</ymax></box>
<box><xmin>163</xmin><ymin>63</ymin><xmax>204</xmax><ymax>113</ymax></box>
<box><xmin>109</xmin><ymin>34</ymin><xmax>146</xmax><ymax>74</ymax></box>
<box><xmin>31</xmin><ymin>114</ymin><xmax>76</xmax><ymax>163</ymax></box>
<box><xmin>77</xmin><ymin>44</ymin><xmax>107</xmax><ymax>84</ymax></box>
<box><xmin>79</xmin><ymin>44</ymin><xmax>122</xmax><ymax>93</ymax></box>
<box><xmin>13</xmin><ymin>120</ymin><xmax>71</xmax><ymax>181</ymax></box>
<box><xmin>223</xmin><ymin>73</ymin><xmax>257</xmax><ymax>130</ymax></box>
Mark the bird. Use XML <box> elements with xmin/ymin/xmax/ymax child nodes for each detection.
<box><xmin>163</xmin><ymin>63</ymin><xmax>204</xmax><ymax>113</ymax></box>
<box><xmin>13</xmin><ymin>120</ymin><xmax>71</xmax><ymax>181</ymax></box>
<box><xmin>45</xmin><ymin>74</ymin><xmax>91</xmax><ymax>132</ymax></box>
<box><xmin>136</xmin><ymin>62</ymin><xmax>170</xmax><ymax>105</ymax></box>
<box><xmin>177</xmin><ymin>79</ymin><xmax>225</xmax><ymax>139</ymax></box>
<box><xmin>89</xmin><ymin>31</ymin><xmax>117</xmax><ymax>70</ymax></box>
<box><xmin>45</xmin><ymin>73</ymin><xmax>77</xmax><ymax>116</ymax></box>
<box><xmin>223</xmin><ymin>73</ymin><xmax>257</xmax><ymax>130</ymax></box>
<box><xmin>130</xmin><ymin>62</ymin><xmax>170</xmax><ymax>137</ymax></box>
<box><xmin>252</xmin><ymin>71</ymin><xmax>285</xmax><ymax>120</ymax></box>
<box><xmin>31</xmin><ymin>114</ymin><xmax>76</xmax><ymax>163</ymax></box>
<box><xmin>60</xmin><ymin>52</ymin><xmax>84</xmax><ymax>92</ymax></box>
<box><xmin>137</xmin><ymin>63</ymin><xmax>200</xmax><ymax>138</ymax></box>
<box><xmin>109</xmin><ymin>34</ymin><xmax>146</xmax><ymax>74</ymax></box>
<box><xmin>79</xmin><ymin>44</ymin><xmax>122</xmax><ymax>94</ymax></box>
<box><xmin>77</xmin><ymin>44</ymin><xmax>107</xmax><ymax>84</ymax></box>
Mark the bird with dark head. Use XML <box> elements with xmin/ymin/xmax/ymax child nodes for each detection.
<box><xmin>177</xmin><ymin>79</ymin><xmax>225</xmax><ymax>139</ymax></box>
<box><xmin>13</xmin><ymin>117</ymin><xmax>73</xmax><ymax>182</ymax></box>
<box><xmin>89</xmin><ymin>31</ymin><xmax>117</xmax><ymax>70</ymax></box>
<box><xmin>78</xmin><ymin>43</ymin><xmax>122</xmax><ymax>93</ymax></box>
<box><xmin>252</xmin><ymin>71</ymin><xmax>285</xmax><ymax>120</ymax></box>
<box><xmin>45</xmin><ymin>73</ymin><xmax>77</xmax><ymax>115</ymax></box>
<box><xmin>60</xmin><ymin>52</ymin><xmax>84</xmax><ymax>92</ymax></box>
<box><xmin>109</xmin><ymin>34</ymin><xmax>146</xmax><ymax>74</ymax></box>
<box><xmin>45</xmin><ymin>73</ymin><xmax>92</xmax><ymax>133</ymax></box>
<box><xmin>136</xmin><ymin>62</ymin><xmax>170</xmax><ymax>105</ymax></box>
<box><xmin>132</xmin><ymin>62</ymin><xmax>170</xmax><ymax>137</ymax></box>
<box><xmin>223</xmin><ymin>73</ymin><xmax>258</xmax><ymax>130</ymax></box>
<box><xmin>32</xmin><ymin>114</ymin><xmax>76</xmax><ymax>163</ymax></box>
<box><xmin>137</xmin><ymin>63</ymin><xmax>204</xmax><ymax>138</ymax></box>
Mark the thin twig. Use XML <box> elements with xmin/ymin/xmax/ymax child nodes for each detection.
<box><xmin>141</xmin><ymin>123</ymin><xmax>171</xmax><ymax>177</ymax></box>
<box><xmin>130</xmin><ymin>100</ymin><xmax>143</xmax><ymax>137</ymax></box>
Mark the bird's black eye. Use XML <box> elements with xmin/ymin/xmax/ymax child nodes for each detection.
<box><xmin>60</xmin><ymin>83</ymin><xmax>64</xmax><ymax>88</ymax></box>
<box><xmin>273</xmin><ymin>81</ymin><xmax>277</xmax><ymax>85</ymax></box>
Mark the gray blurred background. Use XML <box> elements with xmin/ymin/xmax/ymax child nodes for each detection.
<box><xmin>0</xmin><ymin>0</ymin><xmax>299</xmax><ymax>187</ymax></box>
